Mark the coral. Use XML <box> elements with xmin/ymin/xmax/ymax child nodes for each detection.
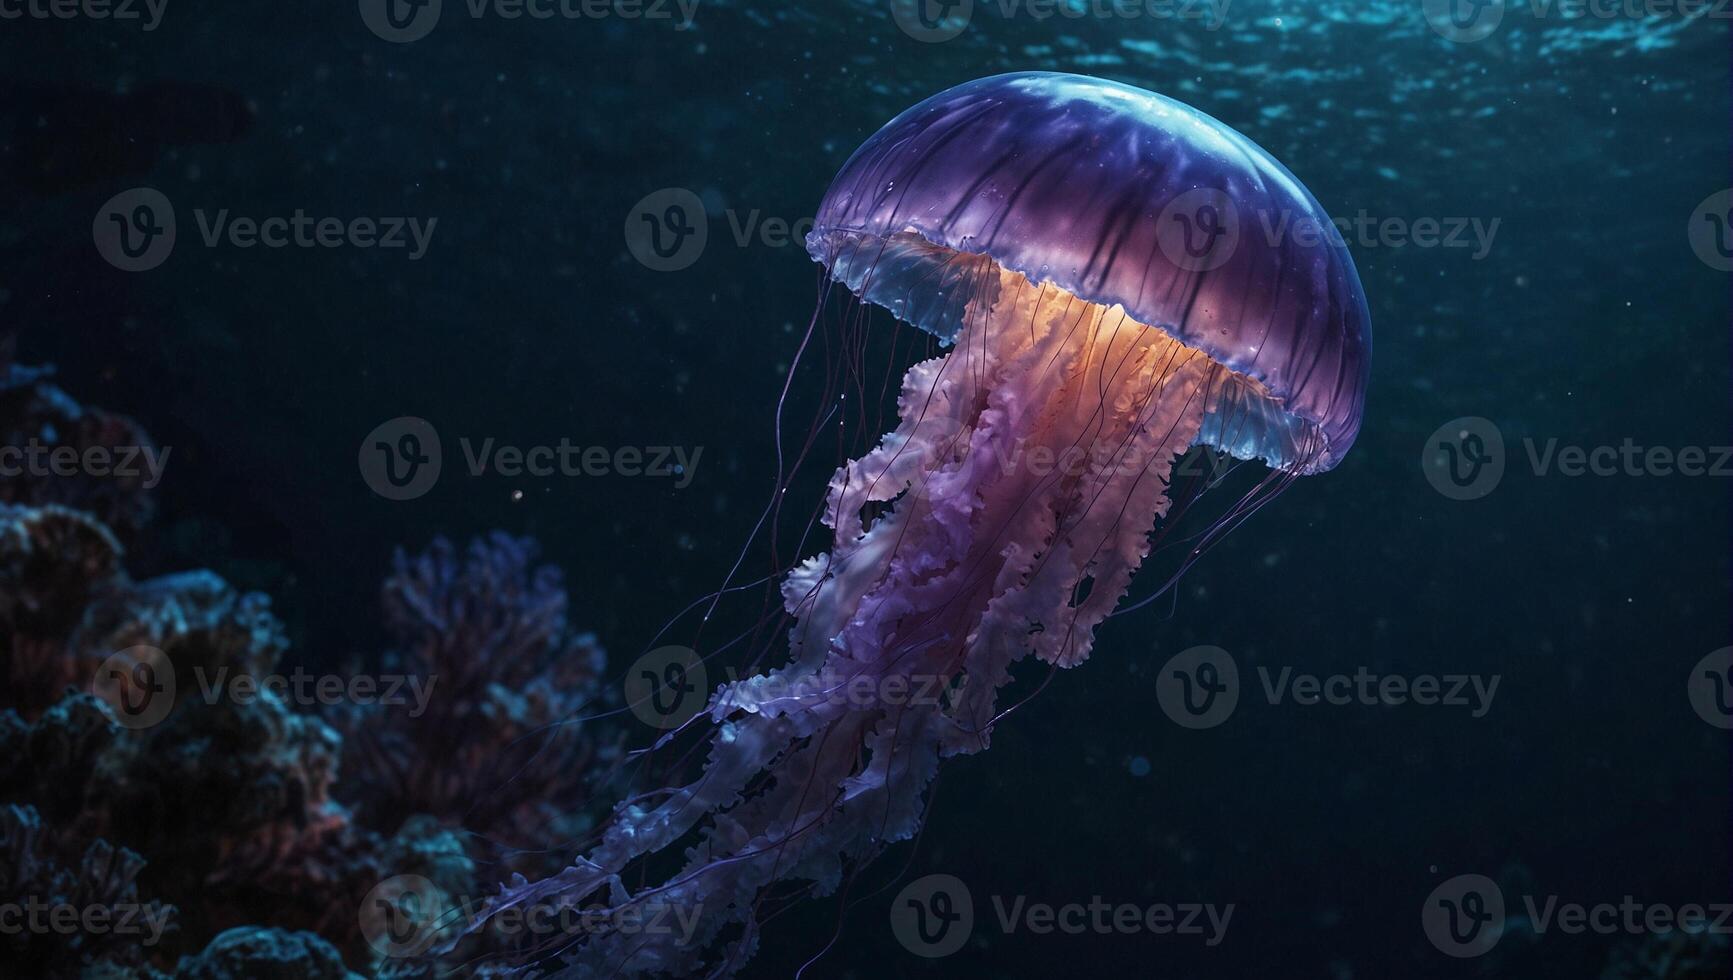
<box><xmin>176</xmin><ymin>926</ymin><xmax>360</xmax><ymax>980</ymax></box>
<box><xmin>0</xmin><ymin>803</ymin><xmax>176</xmax><ymax>978</ymax></box>
<box><xmin>0</xmin><ymin>504</ymin><xmax>124</xmax><ymax>717</ymax></box>
<box><xmin>1601</xmin><ymin>928</ymin><xmax>1731</xmax><ymax>980</ymax></box>
<box><xmin>0</xmin><ymin>347</ymin><xmax>159</xmax><ymax>542</ymax></box>
<box><xmin>0</xmin><ymin>355</ymin><xmax>619</xmax><ymax>976</ymax></box>
<box><xmin>331</xmin><ymin>533</ymin><xmax>617</xmax><ymax>864</ymax></box>
<box><xmin>72</xmin><ymin>569</ymin><xmax>287</xmax><ymax>691</ymax></box>
<box><xmin>0</xmin><ymin>694</ymin><xmax>118</xmax><ymax>838</ymax></box>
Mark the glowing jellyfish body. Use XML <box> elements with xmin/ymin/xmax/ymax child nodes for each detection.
<box><xmin>479</xmin><ymin>72</ymin><xmax>1370</xmax><ymax>976</ymax></box>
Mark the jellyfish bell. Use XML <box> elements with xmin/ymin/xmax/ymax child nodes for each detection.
<box><xmin>810</xmin><ymin>70</ymin><xmax>1369</xmax><ymax>477</ymax></box>
<box><xmin>466</xmin><ymin>72</ymin><xmax>1370</xmax><ymax>977</ymax></box>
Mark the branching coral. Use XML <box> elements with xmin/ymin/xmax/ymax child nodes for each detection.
<box><xmin>331</xmin><ymin>533</ymin><xmax>618</xmax><ymax>866</ymax></box>
<box><xmin>0</xmin><ymin>355</ymin><xmax>619</xmax><ymax>977</ymax></box>
<box><xmin>0</xmin><ymin>803</ymin><xmax>176</xmax><ymax>978</ymax></box>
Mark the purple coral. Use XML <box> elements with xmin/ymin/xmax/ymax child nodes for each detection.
<box><xmin>332</xmin><ymin>533</ymin><xmax>616</xmax><ymax>861</ymax></box>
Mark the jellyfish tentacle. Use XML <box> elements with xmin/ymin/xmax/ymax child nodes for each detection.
<box><xmin>464</xmin><ymin>268</ymin><xmax>1231</xmax><ymax>977</ymax></box>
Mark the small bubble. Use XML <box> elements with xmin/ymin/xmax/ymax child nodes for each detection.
<box><xmin>1128</xmin><ymin>756</ymin><xmax>1151</xmax><ymax>777</ymax></box>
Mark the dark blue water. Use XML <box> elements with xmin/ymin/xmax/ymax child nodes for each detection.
<box><xmin>1</xmin><ymin>1</ymin><xmax>1727</xmax><ymax>977</ymax></box>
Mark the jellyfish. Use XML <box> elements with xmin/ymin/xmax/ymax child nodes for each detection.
<box><xmin>465</xmin><ymin>72</ymin><xmax>1370</xmax><ymax>976</ymax></box>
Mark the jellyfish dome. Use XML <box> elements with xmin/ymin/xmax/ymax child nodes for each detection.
<box><xmin>469</xmin><ymin>73</ymin><xmax>1370</xmax><ymax>978</ymax></box>
<box><xmin>809</xmin><ymin>70</ymin><xmax>1370</xmax><ymax>473</ymax></box>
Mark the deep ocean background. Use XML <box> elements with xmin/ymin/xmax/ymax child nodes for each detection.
<box><xmin>2</xmin><ymin>1</ymin><xmax>1728</xmax><ymax>977</ymax></box>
